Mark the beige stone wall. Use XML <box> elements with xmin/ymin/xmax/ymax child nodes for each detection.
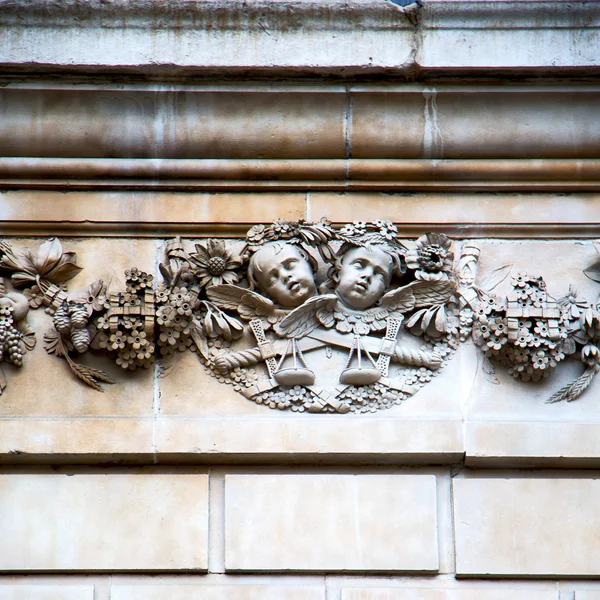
<box><xmin>1</xmin><ymin>1</ymin><xmax>600</xmax><ymax>598</ymax></box>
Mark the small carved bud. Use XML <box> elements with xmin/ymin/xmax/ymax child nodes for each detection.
<box><xmin>53</xmin><ymin>303</ymin><xmax>72</xmax><ymax>334</ymax></box>
<box><xmin>582</xmin><ymin>343</ymin><xmax>600</xmax><ymax>367</ymax></box>
<box><xmin>69</xmin><ymin>303</ymin><xmax>89</xmax><ymax>329</ymax></box>
<box><xmin>71</xmin><ymin>327</ymin><xmax>91</xmax><ymax>353</ymax></box>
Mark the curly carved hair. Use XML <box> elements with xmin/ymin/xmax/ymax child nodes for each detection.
<box><xmin>247</xmin><ymin>241</ymin><xmax>318</xmax><ymax>292</ymax></box>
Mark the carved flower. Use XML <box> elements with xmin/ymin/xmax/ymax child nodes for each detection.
<box><xmin>137</xmin><ymin>344</ymin><xmax>155</xmax><ymax>361</ymax></box>
<box><xmin>122</xmin><ymin>316</ymin><xmax>140</xmax><ymax>330</ymax></box>
<box><xmin>515</xmin><ymin>332</ymin><xmax>533</xmax><ymax>348</ymax></box>
<box><xmin>155</xmin><ymin>286</ymin><xmax>169</xmax><ymax>304</ymax></box>
<box><xmin>159</xmin><ymin>328</ymin><xmax>180</xmax><ymax>346</ymax></box>
<box><xmin>486</xmin><ymin>334</ymin><xmax>506</xmax><ymax>351</ymax></box>
<box><xmin>559</xmin><ymin>287</ymin><xmax>588</xmax><ymax>320</ymax></box>
<box><xmin>96</xmin><ymin>316</ymin><xmax>110</xmax><ymax>330</ymax></box>
<box><xmin>156</xmin><ymin>305</ymin><xmax>176</xmax><ymax>327</ymax></box>
<box><xmin>489</xmin><ymin>317</ymin><xmax>507</xmax><ymax>335</ymax></box>
<box><xmin>127</xmin><ymin>330</ymin><xmax>148</xmax><ymax>350</ymax></box>
<box><xmin>511</xmin><ymin>273</ymin><xmax>529</xmax><ymax>288</ymax></box>
<box><xmin>189</xmin><ymin>240</ymin><xmax>243</xmax><ymax>289</ymax></box>
<box><xmin>582</xmin><ymin>343</ymin><xmax>600</xmax><ymax>367</ymax></box>
<box><xmin>405</xmin><ymin>233</ymin><xmax>454</xmax><ymax>280</ymax></box>
<box><xmin>534</xmin><ymin>322</ymin><xmax>549</xmax><ymax>337</ymax></box>
<box><xmin>532</xmin><ymin>351</ymin><xmax>550</xmax><ymax>370</ymax></box>
<box><xmin>95</xmin><ymin>332</ymin><xmax>110</xmax><ymax>350</ymax></box>
<box><xmin>23</xmin><ymin>285</ymin><xmax>44</xmax><ymax>309</ymax></box>
<box><xmin>123</xmin><ymin>293</ymin><xmax>140</xmax><ymax>307</ymax></box>
<box><xmin>339</xmin><ymin>221</ymin><xmax>367</xmax><ymax>237</ymax></box>
<box><xmin>246</xmin><ymin>224</ymin><xmax>267</xmax><ymax>249</ymax></box>
<box><xmin>109</xmin><ymin>331</ymin><xmax>126</xmax><ymax>351</ymax></box>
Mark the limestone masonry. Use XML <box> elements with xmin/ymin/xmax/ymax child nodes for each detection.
<box><xmin>0</xmin><ymin>1</ymin><xmax>600</xmax><ymax>599</ymax></box>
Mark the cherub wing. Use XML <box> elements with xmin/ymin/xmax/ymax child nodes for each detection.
<box><xmin>405</xmin><ymin>278</ymin><xmax>457</xmax><ymax>308</ymax></box>
<box><xmin>380</xmin><ymin>285</ymin><xmax>416</xmax><ymax>313</ymax></box>
<box><xmin>206</xmin><ymin>284</ymin><xmax>283</xmax><ymax>324</ymax></box>
<box><xmin>274</xmin><ymin>294</ymin><xmax>338</xmax><ymax>339</ymax></box>
<box><xmin>381</xmin><ymin>278</ymin><xmax>456</xmax><ymax>311</ymax></box>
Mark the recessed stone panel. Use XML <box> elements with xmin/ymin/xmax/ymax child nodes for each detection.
<box><xmin>454</xmin><ymin>477</ymin><xmax>600</xmax><ymax>577</ymax></box>
<box><xmin>0</xmin><ymin>473</ymin><xmax>208</xmax><ymax>571</ymax></box>
<box><xmin>111</xmin><ymin>584</ymin><xmax>324</xmax><ymax>600</ymax></box>
<box><xmin>224</xmin><ymin>474</ymin><xmax>438</xmax><ymax>572</ymax></box>
<box><xmin>0</xmin><ymin>587</ymin><xmax>93</xmax><ymax>600</ymax></box>
<box><xmin>341</xmin><ymin>588</ymin><xmax>556</xmax><ymax>600</ymax></box>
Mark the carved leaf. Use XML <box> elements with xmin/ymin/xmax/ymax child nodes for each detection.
<box><xmin>17</xmin><ymin>321</ymin><xmax>36</xmax><ymax>351</ymax></box>
<box><xmin>563</xmin><ymin>337</ymin><xmax>577</xmax><ymax>355</ymax></box>
<box><xmin>11</xmin><ymin>272</ymin><xmax>37</xmax><ymax>287</ymax></box>
<box><xmin>65</xmin><ymin>355</ymin><xmax>116</xmax><ymax>392</ymax></box>
<box><xmin>405</xmin><ymin>308</ymin><xmax>428</xmax><ymax>333</ymax></box>
<box><xmin>43</xmin><ymin>327</ymin><xmax>67</xmax><ymax>357</ymax></box>
<box><xmin>0</xmin><ymin>278</ymin><xmax>6</xmax><ymax>298</ymax></box>
<box><xmin>0</xmin><ymin>365</ymin><xmax>6</xmax><ymax>395</ymax></box>
<box><xmin>33</xmin><ymin>238</ymin><xmax>63</xmax><ymax>275</ymax></box>
<box><xmin>478</xmin><ymin>264</ymin><xmax>512</xmax><ymax>292</ymax></box>
<box><xmin>584</xmin><ymin>259</ymin><xmax>600</xmax><ymax>283</ymax></box>
<box><xmin>547</xmin><ymin>366</ymin><xmax>597</xmax><ymax>403</ymax></box>
<box><xmin>158</xmin><ymin>352</ymin><xmax>177</xmax><ymax>378</ymax></box>
<box><xmin>45</xmin><ymin>251</ymin><xmax>83</xmax><ymax>283</ymax></box>
<box><xmin>159</xmin><ymin>262</ymin><xmax>173</xmax><ymax>287</ymax></box>
<box><xmin>190</xmin><ymin>318</ymin><xmax>209</xmax><ymax>360</ymax></box>
<box><xmin>482</xmin><ymin>355</ymin><xmax>500</xmax><ymax>385</ymax></box>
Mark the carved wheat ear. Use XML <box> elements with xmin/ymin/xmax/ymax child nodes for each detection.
<box><xmin>546</xmin><ymin>365</ymin><xmax>599</xmax><ymax>404</ymax></box>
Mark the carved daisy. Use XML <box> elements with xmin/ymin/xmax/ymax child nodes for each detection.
<box><xmin>189</xmin><ymin>240</ymin><xmax>243</xmax><ymax>289</ymax></box>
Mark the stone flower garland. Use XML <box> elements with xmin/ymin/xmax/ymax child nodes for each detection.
<box><xmin>0</xmin><ymin>225</ymin><xmax>597</xmax><ymax>408</ymax></box>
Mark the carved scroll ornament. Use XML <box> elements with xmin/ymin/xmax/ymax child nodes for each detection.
<box><xmin>0</xmin><ymin>222</ymin><xmax>598</xmax><ymax>410</ymax></box>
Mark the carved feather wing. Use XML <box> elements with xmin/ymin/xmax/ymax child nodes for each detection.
<box><xmin>274</xmin><ymin>294</ymin><xmax>338</xmax><ymax>339</ymax></box>
<box><xmin>206</xmin><ymin>284</ymin><xmax>281</xmax><ymax>323</ymax></box>
<box><xmin>406</xmin><ymin>278</ymin><xmax>457</xmax><ymax>308</ymax></box>
<box><xmin>380</xmin><ymin>285</ymin><xmax>416</xmax><ymax>313</ymax></box>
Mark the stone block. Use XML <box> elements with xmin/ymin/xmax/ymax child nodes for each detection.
<box><xmin>224</xmin><ymin>474</ymin><xmax>438</xmax><ymax>572</ymax></box>
<box><xmin>0</xmin><ymin>418</ymin><xmax>153</xmax><ymax>463</ymax></box>
<box><xmin>341</xmin><ymin>589</ymin><xmax>556</xmax><ymax>600</ymax></box>
<box><xmin>0</xmin><ymin>191</ymin><xmax>305</xmax><ymax>229</ymax></box>
<box><xmin>454</xmin><ymin>477</ymin><xmax>600</xmax><ymax>577</ymax></box>
<box><xmin>111</xmin><ymin>584</ymin><xmax>324</xmax><ymax>600</ymax></box>
<box><xmin>576</xmin><ymin>592</ymin><xmax>600</xmax><ymax>599</ymax></box>
<box><xmin>0</xmin><ymin>89</ymin><xmax>346</xmax><ymax>159</ymax></box>
<box><xmin>156</xmin><ymin>417</ymin><xmax>463</xmax><ymax>464</ymax></box>
<box><xmin>0</xmin><ymin>587</ymin><xmax>93</xmax><ymax>600</ymax></box>
<box><xmin>0</xmin><ymin>473</ymin><xmax>208</xmax><ymax>571</ymax></box>
<box><xmin>465</xmin><ymin>422</ymin><xmax>600</xmax><ymax>467</ymax></box>
<box><xmin>309</xmin><ymin>193</ymin><xmax>600</xmax><ymax>232</ymax></box>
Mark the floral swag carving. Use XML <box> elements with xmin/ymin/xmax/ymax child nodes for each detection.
<box><xmin>0</xmin><ymin>221</ymin><xmax>599</xmax><ymax>411</ymax></box>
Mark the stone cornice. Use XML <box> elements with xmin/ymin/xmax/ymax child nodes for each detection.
<box><xmin>1</xmin><ymin>158</ymin><xmax>599</xmax><ymax>193</ymax></box>
<box><xmin>1</xmin><ymin>1</ymin><xmax>598</xmax><ymax>76</ymax></box>
<box><xmin>1</xmin><ymin>0</ymin><xmax>598</xmax><ymax>31</ymax></box>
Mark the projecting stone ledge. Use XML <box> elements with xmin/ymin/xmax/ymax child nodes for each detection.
<box><xmin>0</xmin><ymin>1</ymin><xmax>598</xmax><ymax>77</ymax></box>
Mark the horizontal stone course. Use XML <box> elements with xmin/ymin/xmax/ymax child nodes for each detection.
<box><xmin>224</xmin><ymin>474</ymin><xmax>438</xmax><ymax>572</ymax></box>
<box><xmin>341</xmin><ymin>588</ymin><xmax>557</xmax><ymax>600</ymax></box>
<box><xmin>0</xmin><ymin>587</ymin><xmax>93</xmax><ymax>600</ymax></box>
<box><xmin>454</xmin><ymin>477</ymin><xmax>600</xmax><ymax>577</ymax></box>
<box><xmin>0</xmin><ymin>473</ymin><xmax>209</xmax><ymax>572</ymax></box>
<box><xmin>111</xmin><ymin>584</ymin><xmax>325</xmax><ymax>600</ymax></box>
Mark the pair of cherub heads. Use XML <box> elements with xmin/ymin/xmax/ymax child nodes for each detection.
<box><xmin>248</xmin><ymin>239</ymin><xmax>405</xmax><ymax>311</ymax></box>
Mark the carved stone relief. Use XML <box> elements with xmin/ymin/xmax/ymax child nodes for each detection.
<box><xmin>0</xmin><ymin>221</ymin><xmax>598</xmax><ymax>410</ymax></box>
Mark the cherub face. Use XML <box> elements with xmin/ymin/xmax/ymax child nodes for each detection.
<box><xmin>251</xmin><ymin>242</ymin><xmax>317</xmax><ymax>308</ymax></box>
<box><xmin>335</xmin><ymin>246</ymin><xmax>393</xmax><ymax>310</ymax></box>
